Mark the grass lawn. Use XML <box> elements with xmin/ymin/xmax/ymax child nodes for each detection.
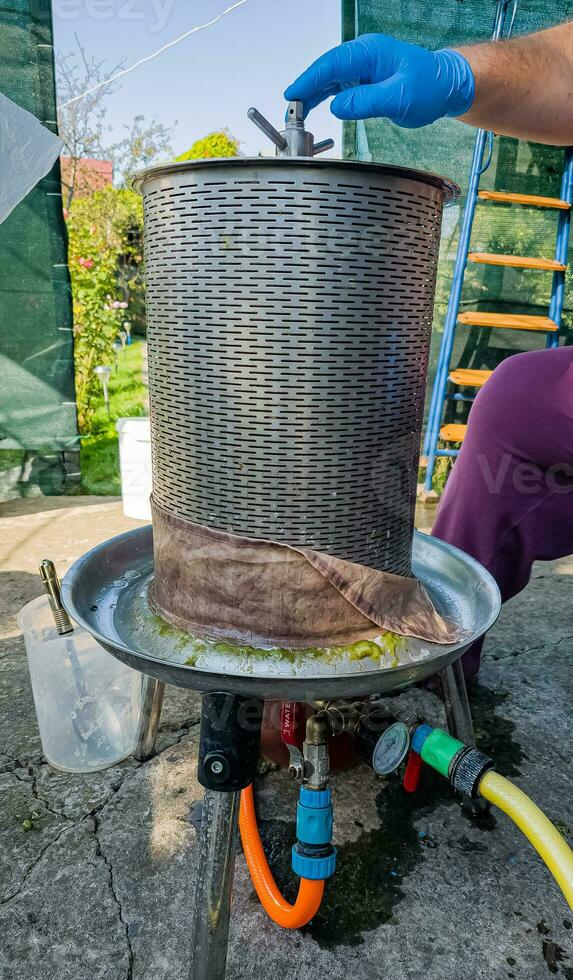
<box><xmin>0</xmin><ymin>449</ymin><xmax>25</xmax><ymax>472</ymax></box>
<box><xmin>80</xmin><ymin>339</ymin><xmax>148</xmax><ymax>495</ymax></box>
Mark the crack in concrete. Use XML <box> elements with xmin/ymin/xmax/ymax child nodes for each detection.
<box><xmin>0</xmin><ymin>763</ymin><xmax>130</xmax><ymax>908</ymax></box>
<box><xmin>157</xmin><ymin>718</ymin><xmax>200</xmax><ymax>751</ymax></box>
<box><xmin>11</xmin><ymin>764</ymin><xmax>74</xmax><ymax>822</ymax></box>
<box><xmin>0</xmin><ymin>786</ymin><xmax>125</xmax><ymax>908</ymax></box>
<box><xmin>489</xmin><ymin>632</ymin><xmax>573</xmax><ymax>664</ymax></box>
<box><xmin>0</xmin><ymin>820</ymin><xmax>72</xmax><ymax>906</ymax></box>
<box><xmin>2</xmin><ymin>714</ymin><xmax>198</xmax><ymax>810</ymax></box>
<box><xmin>523</xmin><ymin>632</ymin><xmax>573</xmax><ymax>656</ymax></box>
<box><xmin>92</xmin><ymin>813</ymin><xmax>134</xmax><ymax>980</ymax></box>
<box><xmin>0</xmin><ymin>717</ymin><xmax>200</xmax><ymax>932</ymax></box>
<box><xmin>553</xmin><ymin>633</ymin><xmax>573</xmax><ymax>649</ymax></box>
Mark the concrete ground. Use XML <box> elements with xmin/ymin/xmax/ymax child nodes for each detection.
<box><xmin>0</xmin><ymin>495</ymin><xmax>572</xmax><ymax>980</ymax></box>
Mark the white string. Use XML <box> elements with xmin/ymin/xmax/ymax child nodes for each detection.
<box><xmin>57</xmin><ymin>0</ymin><xmax>249</xmax><ymax>109</ymax></box>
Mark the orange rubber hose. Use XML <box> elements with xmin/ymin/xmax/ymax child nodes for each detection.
<box><xmin>239</xmin><ymin>784</ymin><xmax>325</xmax><ymax>929</ymax></box>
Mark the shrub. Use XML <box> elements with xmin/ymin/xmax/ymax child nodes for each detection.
<box><xmin>66</xmin><ymin>187</ymin><xmax>144</xmax><ymax>432</ymax></box>
<box><xmin>175</xmin><ymin>129</ymin><xmax>240</xmax><ymax>162</ymax></box>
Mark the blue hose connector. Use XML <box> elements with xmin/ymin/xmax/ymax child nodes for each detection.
<box><xmin>291</xmin><ymin>785</ymin><xmax>336</xmax><ymax>880</ymax></box>
<box><xmin>292</xmin><ymin>844</ymin><xmax>337</xmax><ymax>880</ymax></box>
<box><xmin>300</xmin><ymin>786</ymin><xmax>330</xmax><ymax>809</ymax></box>
<box><xmin>412</xmin><ymin>723</ymin><xmax>433</xmax><ymax>756</ymax></box>
<box><xmin>297</xmin><ymin>786</ymin><xmax>333</xmax><ymax>845</ymax></box>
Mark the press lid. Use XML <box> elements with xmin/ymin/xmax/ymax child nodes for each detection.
<box><xmin>132</xmin><ymin>100</ymin><xmax>459</xmax><ymax>202</ymax></box>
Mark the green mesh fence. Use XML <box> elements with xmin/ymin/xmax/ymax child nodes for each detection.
<box><xmin>0</xmin><ymin>1</ymin><xmax>77</xmax><ymax>469</ymax></box>
<box><xmin>342</xmin><ymin>0</ymin><xmax>573</xmax><ymax>419</ymax></box>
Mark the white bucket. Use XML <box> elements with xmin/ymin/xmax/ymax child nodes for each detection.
<box><xmin>116</xmin><ymin>416</ymin><xmax>152</xmax><ymax>520</ymax></box>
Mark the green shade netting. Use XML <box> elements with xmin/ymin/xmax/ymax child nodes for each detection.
<box><xmin>0</xmin><ymin>0</ymin><xmax>77</xmax><ymax>451</ymax></box>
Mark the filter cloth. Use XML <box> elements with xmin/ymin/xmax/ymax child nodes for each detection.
<box><xmin>149</xmin><ymin>499</ymin><xmax>466</xmax><ymax>650</ymax></box>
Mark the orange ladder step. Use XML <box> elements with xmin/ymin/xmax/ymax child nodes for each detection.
<box><xmin>478</xmin><ymin>190</ymin><xmax>571</xmax><ymax>210</ymax></box>
<box><xmin>458</xmin><ymin>311</ymin><xmax>558</xmax><ymax>332</ymax></box>
<box><xmin>468</xmin><ymin>252</ymin><xmax>567</xmax><ymax>272</ymax></box>
<box><xmin>440</xmin><ymin>424</ymin><xmax>467</xmax><ymax>443</ymax></box>
<box><xmin>449</xmin><ymin>368</ymin><xmax>492</xmax><ymax>387</ymax></box>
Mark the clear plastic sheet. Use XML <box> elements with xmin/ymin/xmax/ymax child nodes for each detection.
<box><xmin>0</xmin><ymin>91</ymin><xmax>62</xmax><ymax>225</ymax></box>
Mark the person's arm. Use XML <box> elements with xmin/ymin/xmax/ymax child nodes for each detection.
<box><xmin>457</xmin><ymin>23</ymin><xmax>573</xmax><ymax>144</ymax></box>
<box><xmin>284</xmin><ymin>22</ymin><xmax>573</xmax><ymax>146</ymax></box>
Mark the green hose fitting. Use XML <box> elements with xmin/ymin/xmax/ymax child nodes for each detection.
<box><xmin>419</xmin><ymin>729</ymin><xmax>465</xmax><ymax>778</ymax></box>
<box><xmin>412</xmin><ymin>725</ymin><xmax>494</xmax><ymax>796</ymax></box>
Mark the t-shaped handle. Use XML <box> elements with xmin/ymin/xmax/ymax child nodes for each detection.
<box><xmin>313</xmin><ymin>139</ymin><xmax>335</xmax><ymax>156</ymax></box>
<box><xmin>247</xmin><ymin>101</ymin><xmax>334</xmax><ymax>158</ymax></box>
<box><xmin>246</xmin><ymin>107</ymin><xmax>287</xmax><ymax>152</ymax></box>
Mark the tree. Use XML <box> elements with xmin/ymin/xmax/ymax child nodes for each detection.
<box><xmin>111</xmin><ymin>114</ymin><xmax>173</xmax><ymax>182</ymax></box>
<box><xmin>57</xmin><ymin>41</ymin><xmax>173</xmax><ymax>207</ymax></box>
<box><xmin>57</xmin><ymin>46</ymin><xmax>120</xmax><ymax>209</ymax></box>
<box><xmin>175</xmin><ymin>130</ymin><xmax>240</xmax><ymax>162</ymax></box>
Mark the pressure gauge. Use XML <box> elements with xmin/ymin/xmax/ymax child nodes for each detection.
<box><xmin>355</xmin><ymin>719</ymin><xmax>411</xmax><ymax>776</ymax></box>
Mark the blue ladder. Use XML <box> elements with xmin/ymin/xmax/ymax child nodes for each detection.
<box><xmin>422</xmin><ymin>1</ymin><xmax>573</xmax><ymax>492</ymax></box>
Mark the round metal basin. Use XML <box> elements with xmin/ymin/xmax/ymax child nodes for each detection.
<box><xmin>61</xmin><ymin>525</ymin><xmax>500</xmax><ymax>701</ymax></box>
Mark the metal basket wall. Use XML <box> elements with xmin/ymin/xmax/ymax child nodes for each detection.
<box><xmin>138</xmin><ymin>158</ymin><xmax>455</xmax><ymax>575</ymax></box>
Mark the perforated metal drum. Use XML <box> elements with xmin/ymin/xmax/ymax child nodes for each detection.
<box><xmin>135</xmin><ymin>157</ymin><xmax>457</xmax><ymax>575</ymax></box>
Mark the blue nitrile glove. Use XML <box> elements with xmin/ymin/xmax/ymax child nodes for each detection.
<box><xmin>284</xmin><ymin>34</ymin><xmax>474</xmax><ymax>127</ymax></box>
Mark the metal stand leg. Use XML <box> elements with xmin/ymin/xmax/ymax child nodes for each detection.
<box><xmin>440</xmin><ymin>658</ymin><xmax>475</xmax><ymax>746</ymax></box>
<box><xmin>133</xmin><ymin>676</ymin><xmax>165</xmax><ymax>761</ymax></box>
<box><xmin>189</xmin><ymin>692</ymin><xmax>263</xmax><ymax>980</ymax></box>
<box><xmin>439</xmin><ymin>659</ymin><xmax>488</xmax><ymax>814</ymax></box>
<box><xmin>190</xmin><ymin>789</ymin><xmax>240</xmax><ymax>980</ymax></box>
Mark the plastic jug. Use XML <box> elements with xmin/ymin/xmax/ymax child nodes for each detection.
<box><xmin>19</xmin><ymin>595</ymin><xmax>143</xmax><ymax>773</ymax></box>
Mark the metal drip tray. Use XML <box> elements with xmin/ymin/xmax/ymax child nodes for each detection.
<box><xmin>62</xmin><ymin>526</ymin><xmax>500</xmax><ymax>700</ymax></box>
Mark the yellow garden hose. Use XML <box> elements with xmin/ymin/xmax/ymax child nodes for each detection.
<box><xmin>479</xmin><ymin>771</ymin><xmax>573</xmax><ymax>910</ymax></box>
<box><xmin>416</xmin><ymin>727</ymin><xmax>573</xmax><ymax>910</ymax></box>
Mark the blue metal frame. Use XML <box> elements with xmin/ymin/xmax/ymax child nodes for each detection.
<box><xmin>422</xmin><ymin>0</ymin><xmax>572</xmax><ymax>493</ymax></box>
<box><xmin>547</xmin><ymin>147</ymin><xmax>573</xmax><ymax>348</ymax></box>
<box><xmin>423</xmin><ymin>0</ymin><xmax>515</xmax><ymax>491</ymax></box>
<box><xmin>422</xmin><ymin>125</ymin><xmax>488</xmax><ymax>476</ymax></box>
